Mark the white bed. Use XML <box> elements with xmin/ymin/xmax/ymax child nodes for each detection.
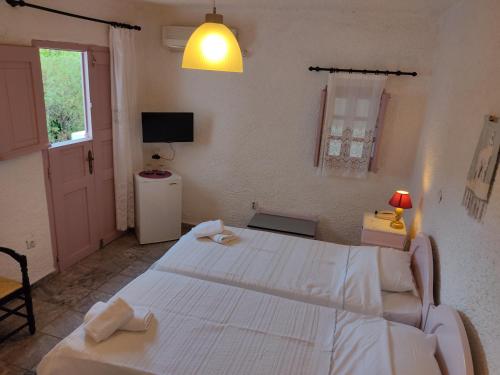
<box><xmin>152</xmin><ymin>226</ymin><xmax>433</xmax><ymax>327</ymax></box>
<box><xmin>37</xmin><ymin>270</ymin><xmax>470</xmax><ymax>375</ymax></box>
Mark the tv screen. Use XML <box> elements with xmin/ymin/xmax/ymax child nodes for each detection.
<box><xmin>142</xmin><ymin>112</ymin><xmax>194</xmax><ymax>143</ymax></box>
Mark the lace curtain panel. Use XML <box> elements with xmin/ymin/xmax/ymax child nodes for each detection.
<box><xmin>320</xmin><ymin>73</ymin><xmax>387</xmax><ymax>178</ymax></box>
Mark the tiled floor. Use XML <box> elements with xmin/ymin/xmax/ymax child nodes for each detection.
<box><xmin>0</xmin><ymin>232</ymin><xmax>178</xmax><ymax>374</ymax></box>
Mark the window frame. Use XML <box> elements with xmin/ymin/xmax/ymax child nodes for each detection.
<box><xmin>33</xmin><ymin>40</ymin><xmax>93</xmax><ymax>148</ymax></box>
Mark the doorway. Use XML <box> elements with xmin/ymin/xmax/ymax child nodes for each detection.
<box><xmin>37</xmin><ymin>41</ymin><xmax>119</xmax><ymax>270</ymax></box>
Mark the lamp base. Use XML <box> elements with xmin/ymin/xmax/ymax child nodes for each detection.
<box><xmin>389</xmin><ymin>207</ymin><xmax>404</xmax><ymax>229</ymax></box>
<box><xmin>390</xmin><ymin>220</ymin><xmax>404</xmax><ymax>229</ymax></box>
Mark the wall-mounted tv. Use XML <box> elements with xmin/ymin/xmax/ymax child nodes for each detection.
<box><xmin>142</xmin><ymin>112</ymin><xmax>194</xmax><ymax>143</ymax></box>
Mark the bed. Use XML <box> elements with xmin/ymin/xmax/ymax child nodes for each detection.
<box><xmin>152</xmin><ymin>226</ymin><xmax>434</xmax><ymax>327</ymax></box>
<box><xmin>37</xmin><ymin>270</ymin><xmax>472</xmax><ymax>375</ymax></box>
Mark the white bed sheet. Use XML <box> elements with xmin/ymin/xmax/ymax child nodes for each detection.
<box><xmin>152</xmin><ymin>226</ymin><xmax>383</xmax><ymax>317</ymax></box>
<box><xmin>37</xmin><ymin>270</ymin><xmax>435</xmax><ymax>375</ymax></box>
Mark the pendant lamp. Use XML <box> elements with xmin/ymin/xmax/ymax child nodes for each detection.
<box><xmin>182</xmin><ymin>2</ymin><xmax>243</xmax><ymax>73</ymax></box>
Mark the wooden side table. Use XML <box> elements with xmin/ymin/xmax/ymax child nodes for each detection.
<box><xmin>361</xmin><ymin>212</ymin><xmax>407</xmax><ymax>250</ymax></box>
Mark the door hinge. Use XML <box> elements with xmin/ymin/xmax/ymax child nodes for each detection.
<box><xmin>47</xmin><ymin>166</ymin><xmax>51</xmax><ymax>180</ymax></box>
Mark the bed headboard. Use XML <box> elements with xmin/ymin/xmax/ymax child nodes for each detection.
<box><xmin>425</xmin><ymin>304</ymin><xmax>474</xmax><ymax>375</ymax></box>
<box><xmin>409</xmin><ymin>233</ymin><xmax>434</xmax><ymax>329</ymax></box>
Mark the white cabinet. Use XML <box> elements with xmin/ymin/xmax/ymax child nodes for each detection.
<box><xmin>134</xmin><ymin>172</ymin><xmax>182</xmax><ymax>244</ymax></box>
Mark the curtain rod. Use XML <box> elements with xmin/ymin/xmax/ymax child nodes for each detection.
<box><xmin>308</xmin><ymin>66</ymin><xmax>417</xmax><ymax>77</ymax></box>
<box><xmin>5</xmin><ymin>0</ymin><xmax>142</xmax><ymax>31</ymax></box>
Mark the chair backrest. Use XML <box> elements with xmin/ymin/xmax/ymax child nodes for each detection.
<box><xmin>0</xmin><ymin>247</ymin><xmax>30</xmax><ymax>288</ymax></box>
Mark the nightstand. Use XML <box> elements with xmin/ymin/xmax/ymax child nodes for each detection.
<box><xmin>361</xmin><ymin>212</ymin><xmax>408</xmax><ymax>250</ymax></box>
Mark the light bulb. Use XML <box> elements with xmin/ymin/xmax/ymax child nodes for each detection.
<box><xmin>201</xmin><ymin>33</ymin><xmax>228</xmax><ymax>62</ymax></box>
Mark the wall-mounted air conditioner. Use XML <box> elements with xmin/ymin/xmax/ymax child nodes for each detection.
<box><xmin>162</xmin><ymin>25</ymin><xmax>239</xmax><ymax>52</ymax></box>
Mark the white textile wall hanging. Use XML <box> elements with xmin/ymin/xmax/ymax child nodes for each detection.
<box><xmin>463</xmin><ymin>115</ymin><xmax>500</xmax><ymax>221</ymax></box>
<box><xmin>319</xmin><ymin>73</ymin><xmax>387</xmax><ymax>178</ymax></box>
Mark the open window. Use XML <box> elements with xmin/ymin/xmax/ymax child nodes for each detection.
<box><xmin>39</xmin><ymin>48</ymin><xmax>92</xmax><ymax>146</ymax></box>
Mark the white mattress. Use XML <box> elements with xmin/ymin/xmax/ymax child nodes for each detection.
<box><xmin>382</xmin><ymin>291</ymin><xmax>422</xmax><ymax>327</ymax></box>
<box><xmin>37</xmin><ymin>270</ymin><xmax>436</xmax><ymax>375</ymax></box>
<box><xmin>152</xmin><ymin>226</ymin><xmax>383</xmax><ymax>317</ymax></box>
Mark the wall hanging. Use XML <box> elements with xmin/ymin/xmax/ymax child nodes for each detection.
<box><xmin>463</xmin><ymin>115</ymin><xmax>500</xmax><ymax>221</ymax></box>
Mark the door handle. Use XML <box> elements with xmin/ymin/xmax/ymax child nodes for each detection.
<box><xmin>87</xmin><ymin>150</ymin><xmax>94</xmax><ymax>175</ymax></box>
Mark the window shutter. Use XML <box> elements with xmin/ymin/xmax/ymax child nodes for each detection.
<box><xmin>0</xmin><ymin>45</ymin><xmax>48</xmax><ymax>160</ymax></box>
<box><xmin>369</xmin><ymin>91</ymin><xmax>391</xmax><ymax>173</ymax></box>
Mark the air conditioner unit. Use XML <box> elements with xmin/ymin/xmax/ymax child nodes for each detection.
<box><xmin>162</xmin><ymin>25</ymin><xmax>239</xmax><ymax>52</ymax></box>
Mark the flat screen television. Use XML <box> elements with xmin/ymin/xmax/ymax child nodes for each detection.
<box><xmin>142</xmin><ymin>112</ymin><xmax>194</xmax><ymax>143</ymax></box>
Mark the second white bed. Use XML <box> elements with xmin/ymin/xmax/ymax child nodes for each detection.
<box><xmin>152</xmin><ymin>226</ymin><xmax>424</xmax><ymax>325</ymax></box>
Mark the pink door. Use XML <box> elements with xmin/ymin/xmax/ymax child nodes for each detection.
<box><xmin>38</xmin><ymin>42</ymin><xmax>120</xmax><ymax>270</ymax></box>
<box><xmin>48</xmin><ymin>141</ymin><xmax>100</xmax><ymax>269</ymax></box>
<box><xmin>88</xmin><ymin>47</ymin><xmax>120</xmax><ymax>246</ymax></box>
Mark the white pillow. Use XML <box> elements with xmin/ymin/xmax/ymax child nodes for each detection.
<box><xmin>379</xmin><ymin>247</ymin><xmax>417</xmax><ymax>293</ymax></box>
<box><xmin>390</xmin><ymin>322</ymin><xmax>441</xmax><ymax>375</ymax></box>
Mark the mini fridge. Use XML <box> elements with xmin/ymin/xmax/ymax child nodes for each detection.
<box><xmin>134</xmin><ymin>171</ymin><xmax>182</xmax><ymax>244</ymax></box>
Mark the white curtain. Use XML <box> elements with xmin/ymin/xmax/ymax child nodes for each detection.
<box><xmin>320</xmin><ymin>73</ymin><xmax>387</xmax><ymax>178</ymax></box>
<box><xmin>109</xmin><ymin>27</ymin><xmax>143</xmax><ymax>230</ymax></box>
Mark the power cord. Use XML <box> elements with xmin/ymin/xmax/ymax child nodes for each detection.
<box><xmin>152</xmin><ymin>143</ymin><xmax>175</xmax><ymax>161</ymax></box>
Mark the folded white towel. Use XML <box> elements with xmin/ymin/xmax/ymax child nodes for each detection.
<box><xmin>191</xmin><ymin>220</ymin><xmax>224</xmax><ymax>238</ymax></box>
<box><xmin>84</xmin><ymin>297</ymin><xmax>134</xmax><ymax>343</ymax></box>
<box><xmin>84</xmin><ymin>302</ymin><xmax>154</xmax><ymax>332</ymax></box>
<box><xmin>209</xmin><ymin>230</ymin><xmax>237</xmax><ymax>245</ymax></box>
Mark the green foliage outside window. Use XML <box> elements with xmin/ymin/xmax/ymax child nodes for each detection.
<box><xmin>40</xmin><ymin>49</ymin><xmax>86</xmax><ymax>144</ymax></box>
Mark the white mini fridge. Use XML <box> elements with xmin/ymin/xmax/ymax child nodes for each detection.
<box><xmin>134</xmin><ymin>171</ymin><xmax>182</xmax><ymax>244</ymax></box>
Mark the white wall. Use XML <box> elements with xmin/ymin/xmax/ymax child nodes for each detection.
<box><xmin>0</xmin><ymin>0</ymin><xmax>139</xmax><ymax>282</ymax></box>
<box><xmin>136</xmin><ymin>4</ymin><xmax>437</xmax><ymax>244</ymax></box>
<box><xmin>409</xmin><ymin>0</ymin><xmax>500</xmax><ymax>373</ymax></box>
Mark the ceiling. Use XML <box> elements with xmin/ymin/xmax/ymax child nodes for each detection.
<box><xmin>141</xmin><ymin>0</ymin><xmax>459</xmax><ymax>14</ymax></box>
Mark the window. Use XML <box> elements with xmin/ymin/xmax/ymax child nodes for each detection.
<box><xmin>39</xmin><ymin>48</ymin><xmax>91</xmax><ymax>145</ymax></box>
<box><xmin>320</xmin><ymin>74</ymin><xmax>387</xmax><ymax>178</ymax></box>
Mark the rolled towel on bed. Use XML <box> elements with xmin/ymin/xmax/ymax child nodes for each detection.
<box><xmin>209</xmin><ymin>230</ymin><xmax>237</xmax><ymax>245</ymax></box>
<box><xmin>191</xmin><ymin>220</ymin><xmax>224</xmax><ymax>238</ymax></box>
<box><xmin>84</xmin><ymin>302</ymin><xmax>154</xmax><ymax>332</ymax></box>
<box><xmin>84</xmin><ymin>297</ymin><xmax>134</xmax><ymax>343</ymax></box>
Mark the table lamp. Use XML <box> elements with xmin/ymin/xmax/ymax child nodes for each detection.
<box><xmin>388</xmin><ymin>190</ymin><xmax>412</xmax><ymax>229</ymax></box>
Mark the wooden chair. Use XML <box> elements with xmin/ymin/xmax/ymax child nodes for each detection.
<box><xmin>0</xmin><ymin>247</ymin><xmax>36</xmax><ymax>342</ymax></box>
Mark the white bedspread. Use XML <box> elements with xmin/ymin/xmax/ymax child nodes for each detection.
<box><xmin>152</xmin><ymin>227</ymin><xmax>383</xmax><ymax>316</ymax></box>
<box><xmin>38</xmin><ymin>270</ymin><xmax>394</xmax><ymax>375</ymax></box>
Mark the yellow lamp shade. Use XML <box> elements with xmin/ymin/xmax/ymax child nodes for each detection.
<box><xmin>182</xmin><ymin>22</ymin><xmax>243</xmax><ymax>73</ymax></box>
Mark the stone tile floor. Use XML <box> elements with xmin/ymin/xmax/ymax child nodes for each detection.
<box><xmin>0</xmin><ymin>232</ymin><xmax>178</xmax><ymax>374</ymax></box>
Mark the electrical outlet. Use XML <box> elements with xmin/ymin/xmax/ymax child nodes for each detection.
<box><xmin>252</xmin><ymin>201</ymin><xmax>258</xmax><ymax>210</ymax></box>
<box><xmin>25</xmin><ymin>240</ymin><xmax>36</xmax><ymax>249</ymax></box>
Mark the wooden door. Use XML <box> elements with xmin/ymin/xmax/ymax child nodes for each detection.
<box><xmin>48</xmin><ymin>141</ymin><xmax>100</xmax><ymax>269</ymax></box>
<box><xmin>36</xmin><ymin>42</ymin><xmax>120</xmax><ymax>270</ymax></box>
<box><xmin>88</xmin><ymin>47</ymin><xmax>120</xmax><ymax>246</ymax></box>
<box><xmin>0</xmin><ymin>45</ymin><xmax>48</xmax><ymax>160</ymax></box>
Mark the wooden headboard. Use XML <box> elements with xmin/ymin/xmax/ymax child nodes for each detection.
<box><xmin>425</xmin><ymin>304</ymin><xmax>474</xmax><ymax>375</ymax></box>
<box><xmin>410</xmin><ymin>233</ymin><xmax>435</xmax><ymax>329</ymax></box>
